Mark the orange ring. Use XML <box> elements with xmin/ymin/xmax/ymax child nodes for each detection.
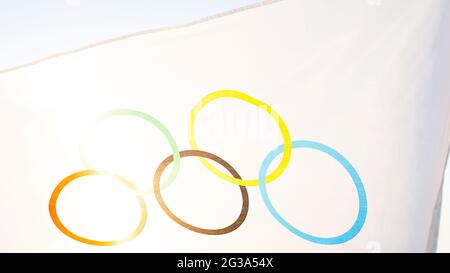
<box><xmin>49</xmin><ymin>170</ymin><xmax>147</xmax><ymax>246</ymax></box>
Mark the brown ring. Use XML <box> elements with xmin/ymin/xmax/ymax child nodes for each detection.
<box><xmin>153</xmin><ymin>150</ymin><xmax>249</xmax><ymax>235</ymax></box>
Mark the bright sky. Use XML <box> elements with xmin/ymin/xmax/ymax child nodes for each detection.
<box><xmin>0</xmin><ymin>0</ymin><xmax>263</xmax><ymax>70</ymax></box>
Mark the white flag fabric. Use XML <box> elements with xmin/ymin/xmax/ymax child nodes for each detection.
<box><xmin>0</xmin><ymin>0</ymin><xmax>449</xmax><ymax>252</ymax></box>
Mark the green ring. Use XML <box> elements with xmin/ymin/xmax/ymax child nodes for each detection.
<box><xmin>80</xmin><ymin>109</ymin><xmax>181</xmax><ymax>191</ymax></box>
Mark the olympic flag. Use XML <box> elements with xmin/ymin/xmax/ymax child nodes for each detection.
<box><xmin>0</xmin><ymin>0</ymin><xmax>449</xmax><ymax>252</ymax></box>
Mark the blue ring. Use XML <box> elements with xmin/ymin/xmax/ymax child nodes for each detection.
<box><xmin>258</xmin><ymin>140</ymin><xmax>367</xmax><ymax>245</ymax></box>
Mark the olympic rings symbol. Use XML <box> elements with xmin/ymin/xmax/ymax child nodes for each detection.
<box><xmin>49</xmin><ymin>90</ymin><xmax>367</xmax><ymax>246</ymax></box>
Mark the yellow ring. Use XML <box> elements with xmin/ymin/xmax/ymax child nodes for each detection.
<box><xmin>49</xmin><ymin>170</ymin><xmax>147</xmax><ymax>246</ymax></box>
<box><xmin>189</xmin><ymin>90</ymin><xmax>292</xmax><ymax>186</ymax></box>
